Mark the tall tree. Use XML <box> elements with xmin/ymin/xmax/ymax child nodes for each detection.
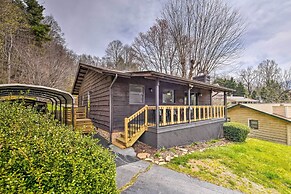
<box><xmin>239</xmin><ymin>66</ymin><xmax>257</xmax><ymax>97</ymax></box>
<box><xmin>132</xmin><ymin>19</ymin><xmax>178</xmax><ymax>75</ymax></box>
<box><xmin>162</xmin><ymin>0</ymin><xmax>245</xmax><ymax>78</ymax></box>
<box><xmin>21</xmin><ymin>0</ymin><xmax>51</xmax><ymax>43</ymax></box>
<box><xmin>0</xmin><ymin>0</ymin><xmax>28</xmax><ymax>83</ymax></box>
<box><xmin>105</xmin><ymin>40</ymin><xmax>124</xmax><ymax>69</ymax></box>
<box><xmin>239</xmin><ymin>59</ymin><xmax>291</xmax><ymax>102</ymax></box>
<box><xmin>214</xmin><ymin>77</ymin><xmax>246</xmax><ymax>96</ymax></box>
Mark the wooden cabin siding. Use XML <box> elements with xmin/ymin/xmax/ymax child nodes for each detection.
<box><xmin>78</xmin><ymin>70</ymin><xmax>111</xmax><ymax>130</ymax></box>
<box><xmin>228</xmin><ymin>106</ymin><xmax>290</xmax><ymax>145</ymax></box>
<box><xmin>198</xmin><ymin>90</ymin><xmax>211</xmax><ymax>105</ymax></box>
<box><xmin>112</xmin><ymin>77</ymin><xmax>156</xmax><ymax>130</ymax></box>
<box><xmin>112</xmin><ymin>77</ymin><xmax>212</xmax><ymax>131</ymax></box>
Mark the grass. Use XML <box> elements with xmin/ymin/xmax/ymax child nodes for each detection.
<box><xmin>167</xmin><ymin>138</ymin><xmax>291</xmax><ymax>194</ymax></box>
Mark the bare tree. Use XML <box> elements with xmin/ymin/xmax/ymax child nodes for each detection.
<box><xmin>105</xmin><ymin>40</ymin><xmax>124</xmax><ymax>69</ymax></box>
<box><xmin>0</xmin><ymin>0</ymin><xmax>28</xmax><ymax>83</ymax></box>
<box><xmin>257</xmin><ymin>59</ymin><xmax>281</xmax><ymax>85</ymax></box>
<box><xmin>132</xmin><ymin>19</ymin><xmax>179</xmax><ymax>75</ymax></box>
<box><xmin>162</xmin><ymin>0</ymin><xmax>245</xmax><ymax>79</ymax></box>
<box><xmin>238</xmin><ymin>66</ymin><xmax>257</xmax><ymax>97</ymax></box>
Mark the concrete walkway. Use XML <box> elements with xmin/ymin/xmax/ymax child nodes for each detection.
<box><xmin>117</xmin><ymin>160</ymin><xmax>241</xmax><ymax>194</ymax></box>
<box><xmin>93</xmin><ymin>135</ymin><xmax>241</xmax><ymax>194</ymax></box>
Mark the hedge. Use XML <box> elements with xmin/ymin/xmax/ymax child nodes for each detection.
<box><xmin>223</xmin><ymin>122</ymin><xmax>250</xmax><ymax>142</ymax></box>
<box><xmin>0</xmin><ymin>101</ymin><xmax>117</xmax><ymax>193</ymax></box>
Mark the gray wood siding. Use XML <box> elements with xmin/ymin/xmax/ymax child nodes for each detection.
<box><xmin>78</xmin><ymin>70</ymin><xmax>111</xmax><ymax>131</ymax></box>
<box><xmin>112</xmin><ymin>77</ymin><xmax>211</xmax><ymax>131</ymax></box>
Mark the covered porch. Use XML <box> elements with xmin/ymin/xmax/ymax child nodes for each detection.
<box><xmin>114</xmin><ymin>76</ymin><xmax>229</xmax><ymax>148</ymax></box>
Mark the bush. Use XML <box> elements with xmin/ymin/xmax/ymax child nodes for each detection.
<box><xmin>223</xmin><ymin>122</ymin><xmax>250</xmax><ymax>142</ymax></box>
<box><xmin>0</xmin><ymin>102</ymin><xmax>117</xmax><ymax>193</ymax></box>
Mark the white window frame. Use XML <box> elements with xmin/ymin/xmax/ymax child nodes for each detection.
<box><xmin>129</xmin><ymin>84</ymin><xmax>145</xmax><ymax>105</ymax></box>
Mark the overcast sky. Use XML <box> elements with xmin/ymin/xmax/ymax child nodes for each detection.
<box><xmin>42</xmin><ymin>0</ymin><xmax>291</xmax><ymax>71</ymax></box>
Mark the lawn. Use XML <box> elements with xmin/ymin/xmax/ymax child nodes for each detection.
<box><xmin>167</xmin><ymin>138</ymin><xmax>291</xmax><ymax>194</ymax></box>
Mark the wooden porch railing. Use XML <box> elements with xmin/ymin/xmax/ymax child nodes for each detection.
<box><xmin>123</xmin><ymin>105</ymin><xmax>225</xmax><ymax>147</ymax></box>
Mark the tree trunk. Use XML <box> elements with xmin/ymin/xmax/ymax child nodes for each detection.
<box><xmin>7</xmin><ymin>33</ymin><xmax>13</xmax><ymax>84</ymax></box>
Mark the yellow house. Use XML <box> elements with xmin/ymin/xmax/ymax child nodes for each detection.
<box><xmin>228</xmin><ymin>103</ymin><xmax>291</xmax><ymax>145</ymax></box>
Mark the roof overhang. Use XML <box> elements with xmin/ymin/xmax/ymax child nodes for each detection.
<box><xmin>72</xmin><ymin>63</ymin><xmax>235</xmax><ymax>95</ymax></box>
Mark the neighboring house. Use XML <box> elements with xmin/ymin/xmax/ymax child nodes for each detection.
<box><xmin>213</xmin><ymin>93</ymin><xmax>259</xmax><ymax>106</ymax></box>
<box><xmin>228</xmin><ymin>103</ymin><xmax>291</xmax><ymax>145</ymax></box>
<box><xmin>72</xmin><ymin>63</ymin><xmax>233</xmax><ymax>148</ymax></box>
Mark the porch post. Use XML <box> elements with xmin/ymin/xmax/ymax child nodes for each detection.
<box><xmin>156</xmin><ymin>79</ymin><xmax>160</xmax><ymax>129</ymax></box>
<box><xmin>188</xmin><ymin>87</ymin><xmax>191</xmax><ymax>123</ymax></box>
<box><xmin>224</xmin><ymin>91</ymin><xmax>227</xmax><ymax>120</ymax></box>
<box><xmin>210</xmin><ymin>89</ymin><xmax>213</xmax><ymax>105</ymax></box>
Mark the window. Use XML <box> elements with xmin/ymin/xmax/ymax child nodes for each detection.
<box><xmin>129</xmin><ymin>84</ymin><xmax>145</xmax><ymax>104</ymax></box>
<box><xmin>162</xmin><ymin>89</ymin><xmax>175</xmax><ymax>103</ymax></box>
<box><xmin>249</xmin><ymin>119</ymin><xmax>258</xmax><ymax>129</ymax></box>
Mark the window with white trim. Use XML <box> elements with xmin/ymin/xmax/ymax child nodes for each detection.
<box><xmin>249</xmin><ymin>119</ymin><xmax>259</xmax><ymax>129</ymax></box>
<box><xmin>129</xmin><ymin>84</ymin><xmax>145</xmax><ymax>104</ymax></box>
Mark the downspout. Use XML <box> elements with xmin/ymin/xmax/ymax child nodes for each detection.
<box><xmin>109</xmin><ymin>74</ymin><xmax>118</xmax><ymax>144</ymax></box>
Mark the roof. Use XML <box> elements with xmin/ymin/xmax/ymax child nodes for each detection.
<box><xmin>228</xmin><ymin>103</ymin><xmax>291</xmax><ymax>123</ymax></box>
<box><xmin>228</xmin><ymin>96</ymin><xmax>259</xmax><ymax>103</ymax></box>
<box><xmin>0</xmin><ymin>84</ymin><xmax>74</xmax><ymax>104</ymax></box>
<box><xmin>72</xmin><ymin>63</ymin><xmax>235</xmax><ymax>95</ymax></box>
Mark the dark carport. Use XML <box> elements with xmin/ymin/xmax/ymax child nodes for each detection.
<box><xmin>0</xmin><ymin>84</ymin><xmax>75</xmax><ymax>126</ymax></box>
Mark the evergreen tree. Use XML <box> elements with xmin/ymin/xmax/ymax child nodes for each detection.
<box><xmin>19</xmin><ymin>0</ymin><xmax>51</xmax><ymax>43</ymax></box>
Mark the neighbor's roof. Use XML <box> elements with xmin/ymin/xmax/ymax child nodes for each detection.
<box><xmin>72</xmin><ymin>63</ymin><xmax>235</xmax><ymax>95</ymax></box>
<box><xmin>0</xmin><ymin>84</ymin><xmax>74</xmax><ymax>104</ymax></box>
<box><xmin>228</xmin><ymin>96</ymin><xmax>259</xmax><ymax>103</ymax></box>
<box><xmin>228</xmin><ymin>103</ymin><xmax>291</xmax><ymax>123</ymax></box>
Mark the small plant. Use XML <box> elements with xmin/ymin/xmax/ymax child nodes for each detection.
<box><xmin>154</xmin><ymin>151</ymin><xmax>161</xmax><ymax>158</ymax></box>
<box><xmin>190</xmin><ymin>142</ymin><xmax>199</xmax><ymax>146</ymax></box>
<box><xmin>169</xmin><ymin>147</ymin><xmax>177</xmax><ymax>153</ymax></box>
<box><xmin>223</xmin><ymin>122</ymin><xmax>250</xmax><ymax>142</ymax></box>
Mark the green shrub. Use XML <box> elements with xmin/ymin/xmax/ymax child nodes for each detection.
<box><xmin>0</xmin><ymin>102</ymin><xmax>117</xmax><ymax>193</ymax></box>
<box><xmin>223</xmin><ymin>122</ymin><xmax>250</xmax><ymax>142</ymax></box>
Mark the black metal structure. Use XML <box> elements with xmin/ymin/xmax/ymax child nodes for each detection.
<box><xmin>0</xmin><ymin>84</ymin><xmax>75</xmax><ymax>127</ymax></box>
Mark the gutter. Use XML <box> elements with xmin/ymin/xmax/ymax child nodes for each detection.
<box><xmin>109</xmin><ymin>74</ymin><xmax>118</xmax><ymax>144</ymax></box>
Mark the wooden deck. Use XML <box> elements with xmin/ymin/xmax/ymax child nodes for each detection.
<box><xmin>114</xmin><ymin>105</ymin><xmax>226</xmax><ymax>148</ymax></box>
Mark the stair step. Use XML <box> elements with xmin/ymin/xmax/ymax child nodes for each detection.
<box><xmin>116</xmin><ymin>137</ymin><xmax>126</xmax><ymax>144</ymax></box>
<box><xmin>112</xmin><ymin>139</ymin><xmax>126</xmax><ymax>149</ymax></box>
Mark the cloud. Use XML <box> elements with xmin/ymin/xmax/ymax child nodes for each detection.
<box><xmin>43</xmin><ymin>0</ymin><xmax>291</xmax><ymax>71</ymax></box>
<box><xmin>228</xmin><ymin>0</ymin><xmax>291</xmax><ymax>70</ymax></box>
<box><xmin>43</xmin><ymin>0</ymin><xmax>164</xmax><ymax>57</ymax></box>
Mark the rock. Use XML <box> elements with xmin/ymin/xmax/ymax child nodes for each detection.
<box><xmin>155</xmin><ymin>161</ymin><xmax>160</xmax><ymax>164</ymax></box>
<box><xmin>173</xmin><ymin>155</ymin><xmax>179</xmax><ymax>158</ymax></box>
<box><xmin>199</xmin><ymin>149</ymin><xmax>205</xmax><ymax>152</ymax></box>
<box><xmin>165</xmin><ymin>156</ymin><xmax>171</xmax><ymax>162</ymax></box>
<box><xmin>137</xmin><ymin>153</ymin><xmax>150</xmax><ymax>159</ymax></box>
<box><xmin>159</xmin><ymin>162</ymin><xmax>167</xmax><ymax>165</ymax></box>
<box><xmin>159</xmin><ymin>158</ymin><xmax>165</xmax><ymax>162</ymax></box>
<box><xmin>178</xmin><ymin>148</ymin><xmax>188</xmax><ymax>152</ymax></box>
<box><xmin>145</xmin><ymin>158</ymin><xmax>153</xmax><ymax>162</ymax></box>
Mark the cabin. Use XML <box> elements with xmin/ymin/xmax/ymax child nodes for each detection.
<box><xmin>72</xmin><ymin>63</ymin><xmax>233</xmax><ymax>148</ymax></box>
<box><xmin>228</xmin><ymin>104</ymin><xmax>291</xmax><ymax>145</ymax></box>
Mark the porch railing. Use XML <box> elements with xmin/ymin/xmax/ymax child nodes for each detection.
<box><xmin>123</xmin><ymin>105</ymin><xmax>225</xmax><ymax>146</ymax></box>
